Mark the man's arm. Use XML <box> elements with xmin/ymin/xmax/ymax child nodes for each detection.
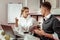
<box><xmin>53</xmin><ymin>18</ymin><xmax>60</xmax><ymax>39</ymax></box>
<box><xmin>43</xmin><ymin>32</ymin><xmax>53</xmax><ymax>39</ymax></box>
<box><xmin>42</xmin><ymin>31</ymin><xmax>59</xmax><ymax>40</ymax></box>
<box><xmin>34</xmin><ymin>29</ymin><xmax>54</xmax><ymax>39</ymax></box>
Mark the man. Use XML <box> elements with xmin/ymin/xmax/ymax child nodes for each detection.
<box><xmin>33</xmin><ymin>2</ymin><xmax>60</xmax><ymax>40</ymax></box>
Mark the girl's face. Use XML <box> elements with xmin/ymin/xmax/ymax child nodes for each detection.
<box><xmin>23</xmin><ymin>9</ymin><xmax>29</xmax><ymax>18</ymax></box>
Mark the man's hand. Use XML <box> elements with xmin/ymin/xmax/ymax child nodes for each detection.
<box><xmin>34</xmin><ymin>29</ymin><xmax>55</xmax><ymax>40</ymax></box>
<box><xmin>34</xmin><ymin>29</ymin><xmax>45</xmax><ymax>36</ymax></box>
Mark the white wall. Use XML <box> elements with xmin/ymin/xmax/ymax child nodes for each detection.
<box><xmin>22</xmin><ymin>0</ymin><xmax>40</xmax><ymax>13</ymax></box>
<box><xmin>27</xmin><ymin>0</ymin><xmax>40</xmax><ymax>13</ymax></box>
<box><xmin>0</xmin><ymin>0</ymin><xmax>23</xmax><ymax>24</ymax></box>
<box><xmin>0</xmin><ymin>0</ymin><xmax>22</xmax><ymax>29</ymax></box>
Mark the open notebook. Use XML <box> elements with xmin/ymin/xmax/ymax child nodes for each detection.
<box><xmin>24</xmin><ymin>34</ymin><xmax>40</xmax><ymax>40</ymax></box>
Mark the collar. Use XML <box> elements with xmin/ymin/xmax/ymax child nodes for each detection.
<box><xmin>44</xmin><ymin>14</ymin><xmax>51</xmax><ymax>20</ymax></box>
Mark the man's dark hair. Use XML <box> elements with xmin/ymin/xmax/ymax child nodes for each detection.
<box><xmin>41</xmin><ymin>2</ymin><xmax>51</xmax><ymax>10</ymax></box>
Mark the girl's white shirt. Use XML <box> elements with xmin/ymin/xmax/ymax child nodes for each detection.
<box><xmin>14</xmin><ymin>15</ymin><xmax>38</xmax><ymax>36</ymax></box>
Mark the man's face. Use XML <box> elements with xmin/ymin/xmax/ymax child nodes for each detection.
<box><xmin>40</xmin><ymin>6</ymin><xmax>47</xmax><ymax>16</ymax></box>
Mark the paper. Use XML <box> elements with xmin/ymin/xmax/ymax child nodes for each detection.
<box><xmin>24</xmin><ymin>34</ymin><xmax>40</xmax><ymax>40</ymax></box>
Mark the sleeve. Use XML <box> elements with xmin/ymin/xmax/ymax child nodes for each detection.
<box><xmin>53</xmin><ymin>18</ymin><xmax>60</xmax><ymax>39</ymax></box>
<box><xmin>52</xmin><ymin>32</ymin><xmax>59</xmax><ymax>40</ymax></box>
<box><xmin>13</xmin><ymin>25</ymin><xmax>25</xmax><ymax>36</ymax></box>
